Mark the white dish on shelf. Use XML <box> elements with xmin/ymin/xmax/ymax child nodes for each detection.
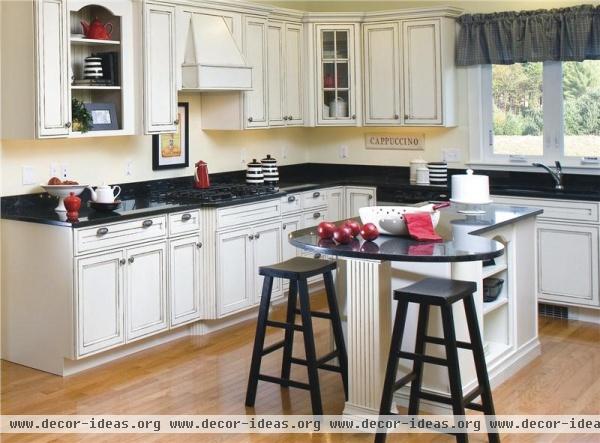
<box><xmin>40</xmin><ymin>184</ymin><xmax>88</xmax><ymax>212</ymax></box>
<box><xmin>359</xmin><ymin>204</ymin><xmax>441</xmax><ymax>236</ymax></box>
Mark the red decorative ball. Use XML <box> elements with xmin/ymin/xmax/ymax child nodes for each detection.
<box><xmin>343</xmin><ymin>220</ymin><xmax>361</xmax><ymax>237</ymax></box>
<box><xmin>360</xmin><ymin>223</ymin><xmax>380</xmax><ymax>241</ymax></box>
<box><xmin>333</xmin><ymin>226</ymin><xmax>353</xmax><ymax>244</ymax></box>
<box><xmin>317</xmin><ymin>221</ymin><xmax>336</xmax><ymax>240</ymax></box>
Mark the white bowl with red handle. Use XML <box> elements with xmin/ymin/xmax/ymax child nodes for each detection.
<box><xmin>359</xmin><ymin>202</ymin><xmax>449</xmax><ymax>236</ymax></box>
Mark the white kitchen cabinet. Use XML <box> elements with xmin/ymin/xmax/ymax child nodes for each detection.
<box><xmin>345</xmin><ymin>186</ymin><xmax>376</xmax><ymax>217</ymax></box>
<box><xmin>216</xmin><ymin>227</ymin><xmax>253</xmax><ymax>316</ymax></box>
<box><xmin>281</xmin><ymin>214</ymin><xmax>303</xmax><ymax>261</ymax></box>
<box><xmin>143</xmin><ymin>2</ymin><xmax>178</xmax><ymax>133</ymax></box>
<box><xmin>267</xmin><ymin>21</ymin><xmax>304</xmax><ymax>127</ymax></box>
<box><xmin>253</xmin><ymin>221</ymin><xmax>283</xmax><ymax>301</ymax></box>
<box><xmin>402</xmin><ymin>19</ymin><xmax>442</xmax><ymax>125</ymax></box>
<box><xmin>76</xmin><ymin>250</ymin><xmax>125</xmax><ymax>356</ymax></box>
<box><xmin>126</xmin><ymin>242</ymin><xmax>168</xmax><ymax>340</ymax></box>
<box><xmin>363</xmin><ymin>22</ymin><xmax>400</xmax><ymax>125</ymax></box>
<box><xmin>326</xmin><ymin>187</ymin><xmax>345</xmax><ymax>222</ymax></box>
<box><xmin>37</xmin><ymin>0</ymin><xmax>70</xmax><ymax>137</ymax></box>
<box><xmin>315</xmin><ymin>23</ymin><xmax>360</xmax><ymax>126</ymax></box>
<box><xmin>169</xmin><ymin>234</ymin><xmax>202</xmax><ymax>327</ymax></box>
<box><xmin>537</xmin><ymin>222</ymin><xmax>599</xmax><ymax>307</ymax></box>
<box><xmin>244</xmin><ymin>15</ymin><xmax>268</xmax><ymax>128</ymax></box>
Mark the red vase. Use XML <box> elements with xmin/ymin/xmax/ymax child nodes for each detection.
<box><xmin>64</xmin><ymin>192</ymin><xmax>81</xmax><ymax>221</ymax></box>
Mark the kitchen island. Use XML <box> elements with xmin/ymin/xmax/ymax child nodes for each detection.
<box><xmin>289</xmin><ymin>204</ymin><xmax>542</xmax><ymax>415</ymax></box>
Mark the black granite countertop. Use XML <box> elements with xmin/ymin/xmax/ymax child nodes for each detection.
<box><xmin>289</xmin><ymin>205</ymin><xmax>542</xmax><ymax>263</ymax></box>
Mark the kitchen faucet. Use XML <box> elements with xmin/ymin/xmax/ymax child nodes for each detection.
<box><xmin>532</xmin><ymin>161</ymin><xmax>564</xmax><ymax>190</ymax></box>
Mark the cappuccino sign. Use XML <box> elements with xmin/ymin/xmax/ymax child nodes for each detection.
<box><xmin>365</xmin><ymin>133</ymin><xmax>425</xmax><ymax>150</ymax></box>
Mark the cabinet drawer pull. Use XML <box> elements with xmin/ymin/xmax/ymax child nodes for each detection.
<box><xmin>255</xmin><ymin>233</ymin><xmax>260</xmax><ymax>239</ymax></box>
<box><xmin>65</xmin><ymin>121</ymin><xmax>72</xmax><ymax>128</ymax></box>
<box><xmin>119</xmin><ymin>258</ymin><xmax>126</xmax><ymax>266</ymax></box>
<box><xmin>313</xmin><ymin>191</ymin><xmax>320</xmax><ymax>198</ymax></box>
<box><xmin>368</xmin><ymin>195</ymin><xmax>373</xmax><ymax>200</ymax></box>
<box><xmin>142</xmin><ymin>219</ymin><xmax>153</xmax><ymax>228</ymax></box>
<box><xmin>196</xmin><ymin>242</ymin><xmax>203</xmax><ymax>249</ymax></box>
<box><xmin>313</xmin><ymin>212</ymin><xmax>321</xmax><ymax>219</ymax></box>
<box><xmin>96</xmin><ymin>227</ymin><xmax>109</xmax><ymax>236</ymax></box>
<box><xmin>248</xmin><ymin>116</ymin><xmax>253</xmax><ymax>122</ymax></box>
<box><xmin>288</xmin><ymin>195</ymin><xmax>296</xmax><ymax>202</ymax></box>
<box><xmin>314</xmin><ymin>253</ymin><xmax>321</xmax><ymax>259</ymax></box>
<box><xmin>181</xmin><ymin>213</ymin><xmax>192</xmax><ymax>222</ymax></box>
<box><xmin>128</xmin><ymin>257</ymin><xmax>135</xmax><ymax>264</ymax></box>
<box><xmin>249</xmin><ymin>234</ymin><xmax>254</xmax><ymax>240</ymax></box>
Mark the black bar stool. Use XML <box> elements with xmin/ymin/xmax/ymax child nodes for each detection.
<box><xmin>376</xmin><ymin>277</ymin><xmax>499</xmax><ymax>443</ymax></box>
<box><xmin>245</xmin><ymin>256</ymin><xmax>348</xmax><ymax>415</ymax></box>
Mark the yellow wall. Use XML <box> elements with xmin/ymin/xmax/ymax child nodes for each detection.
<box><xmin>1</xmin><ymin>0</ymin><xmax>591</xmax><ymax>196</ymax></box>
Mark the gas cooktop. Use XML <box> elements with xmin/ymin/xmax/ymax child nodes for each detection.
<box><xmin>164</xmin><ymin>183</ymin><xmax>279</xmax><ymax>204</ymax></box>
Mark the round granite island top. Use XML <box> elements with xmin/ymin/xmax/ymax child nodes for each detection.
<box><xmin>289</xmin><ymin>204</ymin><xmax>543</xmax><ymax>263</ymax></box>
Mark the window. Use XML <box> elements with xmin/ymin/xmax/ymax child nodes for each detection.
<box><xmin>482</xmin><ymin>61</ymin><xmax>600</xmax><ymax>165</ymax></box>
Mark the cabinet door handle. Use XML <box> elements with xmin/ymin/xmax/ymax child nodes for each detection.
<box><xmin>313</xmin><ymin>191</ymin><xmax>320</xmax><ymax>198</ymax></box>
<box><xmin>119</xmin><ymin>258</ymin><xmax>126</xmax><ymax>266</ymax></box>
<box><xmin>404</xmin><ymin>114</ymin><xmax>409</xmax><ymax>120</ymax></box>
<box><xmin>255</xmin><ymin>233</ymin><xmax>260</xmax><ymax>239</ymax></box>
<box><xmin>96</xmin><ymin>227</ymin><xmax>109</xmax><ymax>236</ymax></box>
<box><xmin>287</xmin><ymin>195</ymin><xmax>296</xmax><ymax>202</ymax></box>
<box><xmin>351</xmin><ymin>114</ymin><xmax>356</xmax><ymax>119</ymax></box>
<box><xmin>196</xmin><ymin>242</ymin><xmax>203</xmax><ymax>249</ymax></box>
<box><xmin>128</xmin><ymin>257</ymin><xmax>135</xmax><ymax>264</ymax></box>
<box><xmin>283</xmin><ymin>116</ymin><xmax>288</xmax><ymax>121</ymax></box>
<box><xmin>313</xmin><ymin>212</ymin><xmax>321</xmax><ymax>219</ymax></box>
<box><xmin>394</xmin><ymin>114</ymin><xmax>400</xmax><ymax>120</ymax></box>
<box><xmin>248</xmin><ymin>116</ymin><xmax>253</xmax><ymax>122</ymax></box>
<box><xmin>174</xmin><ymin>119</ymin><xmax>180</xmax><ymax>125</ymax></box>
<box><xmin>65</xmin><ymin>121</ymin><xmax>72</xmax><ymax>128</ymax></box>
<box><xmin>282</xmin><ymin>224</ymin><xmax>287</xmax><ymax>230</ymax></box>
<box><xmin>288</xmin><ymin>115</ymin><xmax>293</xmax><ymax>120</ymax></box>
<box><xmin>249</xmin><ymin>234</ymin><xmax>254</xmax><ymax>240</ymax></box>
<box><xmin>142</xmin><ymin>219</ymin><xmax>153</xmax><ymax>228</ymax></box>
<box><xmin>368</xmin><ymin>195</ymin><xmax>373</xmax><ymax>200</ymax></box>
<box><xmin>181</xmin><ymin>213</ymin><xmax>192</xmax><ymax>222</ymax></box>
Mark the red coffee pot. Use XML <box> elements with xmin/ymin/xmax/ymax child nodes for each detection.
<box><xmin>194</xmin><ymin>161</ymin><xmax>210</xmax><ymax>189</ymax></box>
<box><xmin>81</xmin><ymin>18</ymin><xmax>113</xmax><ymax>40</ymax></box>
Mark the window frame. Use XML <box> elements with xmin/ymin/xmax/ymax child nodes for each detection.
<box><xmin>474</xmin><ymin>61</ymin><xmax>600</xmax><ymax>169</ymax></box>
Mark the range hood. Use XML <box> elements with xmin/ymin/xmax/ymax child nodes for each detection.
<box><xmin>181</xmin><ymin>14</ymin><xmax>253</xmax><ymax>91</ymax></box>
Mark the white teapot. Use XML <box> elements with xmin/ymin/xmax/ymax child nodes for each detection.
<box><xmin>88</xmin><ymin>183</ymin><xmax>121</xmax><ymax>204</ymax></box>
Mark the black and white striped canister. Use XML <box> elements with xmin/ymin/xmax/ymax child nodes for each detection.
<box><xmin>427</xmin><ymin>161</ymin><xmax>448</xmax><ymax>184</ymax></box>
<box><xmin>246</xmin><ymin>159</ymin><xmax>264</xmax><ymax>184</ymax></box>
<box><xmin>261</xmin><ymin>154</ymin><xmax>279</xmax><ymax>186</ymax></box>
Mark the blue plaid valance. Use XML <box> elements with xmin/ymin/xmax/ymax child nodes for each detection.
<box><xmin>456</xmin><ymin>5</ymin><xmax>600</xmax><ymax>65</ymax></box>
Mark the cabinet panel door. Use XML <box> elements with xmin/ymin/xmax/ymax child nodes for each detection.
<box><xmin>267</xmin><ymin>21</ymin><xmax>285</xmax><ymax>126</ymax></box>
<box><xmin>36</xmin><ymin>0</ymin><xmax>69</xmax><ymax>137</ymax></box>
<box><xmin>217</xmin><ymin>228</ymin><xmax>253</xmax><ymax>316</ymax></box>
<box><xmin>345</xmin><ymin>187</ymin><xmax>376</xmax><ymax>218</ymax></box>
<box><xmin>126</xmin><ymin>242</ymin><xmax>168</xmax><ymax>340</ymax></box>
<box><xmin>326</xmin><ymin>187</ymin><xmax>345</xmax><ymax>222</ymax></box>
<box><xmin>170</xmin><ymin>235</ymin><xmax>202</xmax><ymax>327</ymax></box>
<box><xmin>363</xmin><ymin>23</ymin><xmax>400</xmax><ymax>125</ymax></box>
<box><xmin>285</xmin><ymin>22</ymin><xmax>304</xmax><ymax>125</ymax></box>
<box><xmin>144</xmin><ymin>2</ymin><xmax>178</xmax><ymax>133</ymax></box>
<box><xmin>402</xmin><ymin>20</ymin><xmax>442</xmax><ymax>125</ymax></box>
<box><xmin>77</xmin><ymin>251</ymin><xmax>124</xmax><ymax>356</ymax></box>
<box><xmin>281</xmin><ymin>215</ymin><xmax>303</xmax><ymax>261</ymax></box>
<box><xmin>244</xmin><ymin>16</ymin><xmax>268</xmax><ymax>128</ymax></box>
<box><xmin>253</xmin><ymin>221</ymin><xmax>282</xmax><ymax>303</ymax></box>
<box><xmin>538</xmin><ymin>223</ymin><xmax>599</xmax><ymax>307</ymax></box>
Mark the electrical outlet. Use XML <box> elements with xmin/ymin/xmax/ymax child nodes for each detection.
<box><xmin>60</xmin><ymin>164</ymin><xmax>69</xmax><ymax>179</ymax></box>
<box><xmin>50</xmin><ymin>162</ymin><xmax>59</xmax><ymax>178</ymax></box>
<box><xmin>125</xmin><ymin>160</ymin><xmax>133</xmax><ymax>176</ymax></box>
<box><xmin>442</xmin><ymin>148</ymin><xmax>461</xmax><ymax>163</ymax></box>
<box><xmin>339</xmin><ymin>144</ymin><xmax>349</xmax><ymax>159</ymax></box>
<box><xmin>22</xmin><ymin>166</ymin><xmax>36</xmax><ymax>185</ymax></box>
<box><xmin>240</xmin><ymin>148</ymin><xmax>247</xmax><ymax>165</ymax></box>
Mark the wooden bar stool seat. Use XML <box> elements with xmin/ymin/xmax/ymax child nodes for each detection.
<box><xmin>376</xmin><ymin>277</ymin><xmax>499</xmax><ymax>443</ymax></box>
<box><xmin>245</xmin><ymin>257</ymin><xmax>348</xmax><ymax>415</ymax></box>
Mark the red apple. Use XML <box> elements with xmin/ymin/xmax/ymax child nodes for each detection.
<box><xmin>317</xmin><ymin>221</ymin><xmax>336</xmax><ymax>240</ymax></box>
<box><xmin>360</xmin><ymin>223</ymin><xmax>380</xmax><ymax>241</ymax></box>
<box><xmin>344</xmin><ymin>220</ymin><xmax>362</xmax><ymax>237</ymax></box>
<box><xmin>333</xmin><ymin>226</ymin><xmax>353</xmax><ymax>244</ymax></box>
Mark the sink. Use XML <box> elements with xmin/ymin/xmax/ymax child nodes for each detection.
<box><xmin>492</xmin><ymin>187</ymin><xmax>600</xmax><ymax>200</ymax></box>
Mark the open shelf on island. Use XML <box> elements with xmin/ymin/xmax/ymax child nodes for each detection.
<box><xmin>70</xmin><ymin>37</ymin><xmax>120</xmax><ymax>46</ymax></box>
<box><xmin>482</xmin><ymin>263</ymin><xmax>508</xmax><ymax>279</ymax></box>
<box><xmin>483</xmin><ymin>297</ymin><xmax>508</xmax><ymax>315</ymax></box>
<box><xmin>484</xmin><ymin>341</ymin><xmax>512</xmax><ymax>362</ymax></box>
<box><xmin>71</xmin><ymin>85</ymin><xmax>121</xmax><ymax>90</ymax></box>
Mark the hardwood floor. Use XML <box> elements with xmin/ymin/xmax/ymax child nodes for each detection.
<box><xmin>1</xmin><ymin>295</ymin><xmax>599</xmax><ymax>442</ymax></box>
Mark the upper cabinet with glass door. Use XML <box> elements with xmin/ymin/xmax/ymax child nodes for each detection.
<box><xmin>315</xmin><ymin>24</ymin><xmax>360</xmax><ymax>126</ymax></box>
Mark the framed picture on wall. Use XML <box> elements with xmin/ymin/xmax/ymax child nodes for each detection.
<box><xmin>152</xmin><ymin>102</ymin><xmax>190</xmax><ymax>170</ymax></box>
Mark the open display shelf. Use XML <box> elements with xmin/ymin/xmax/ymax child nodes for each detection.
<box><xmin>69</xmin><ymin>4</ymin><xmax>124</xmax><ymax>133</ymax></box>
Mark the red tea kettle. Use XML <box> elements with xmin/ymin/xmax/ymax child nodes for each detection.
<box><xmin>194</xmin><ymin>161</ymin><xmax>210</xmax><ymax>189</ymax></box>
<box><xmin>81</xmin><ymin>18</ymin><xmax>113</xmax><ymax>40</ymax></box>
